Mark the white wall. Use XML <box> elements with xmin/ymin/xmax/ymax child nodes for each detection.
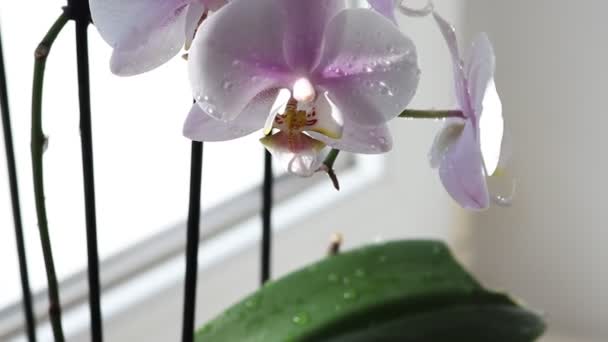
<box><xmin>463</xmin><ymin>1</ymin><xmax>607</xmax><ymax>341</ymax></box>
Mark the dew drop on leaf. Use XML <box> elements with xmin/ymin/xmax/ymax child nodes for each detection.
<box><xmin>291</xmin><ymin>312</ymin><xmax>310</xmax><ymax>325</ymax></box>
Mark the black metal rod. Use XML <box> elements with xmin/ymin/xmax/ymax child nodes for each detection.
<box><xmin>261</xmin><ymin>150</ymin><xmax>273</xmax><ymax>285</ymax></box>
<box><xmin>182</xmin><ymin>141</ymin><xmax>204</xmax><ymax>342</ymax></box>
<box><xmin>71</xmin><ymin>1</ymin><xmax>103</xmax><ymax>340</ymax></box>
<box><xmin>0</xmin><ymin>26</ymin><xmax>37</xmax><ymax>342</ymax></box>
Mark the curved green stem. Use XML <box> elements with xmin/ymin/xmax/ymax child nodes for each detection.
<box><xmin>31</xmin><ymin>12</ymin><xmax>69</xmax><ymax>342</ymax></box>
<box><xmin>399</xmin><ymin>109</ymin><xmax>465</xmax><ymax>119</ymax></box>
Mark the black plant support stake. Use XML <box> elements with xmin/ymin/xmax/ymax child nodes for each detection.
<box><xmin>182</xmin><ymin>141</ymin><xmax>204</xmax><ymax>342</ymax></box>
<box><xmin>66</xmin><ymin>0</ymin><xmax>104</xmax><ymax>340</ymax></box>
<box><xmin>1</xmin><ymin>26</ymin><xmax>37</xmax><ymax>342</ymax></box>
<box><xmin>31</xmin><ymin>11</ymin><xmax>70</xmax><ymax>342</ymax></box>
<box><xmin>261</xmin><ymin>150</ymin><xmax>273</xmax><ymax>285</ymax></box>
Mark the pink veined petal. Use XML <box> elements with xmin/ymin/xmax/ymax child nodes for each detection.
<box><xmin>184</xmin><ymin>89</ymin><xmax>280</xmax><ymax>141</ymax></box>
<box><xmin>184</xmin><ymin>1</ymin><xmax>207</xmax><ymax>50</ymax></box>
<box><xmin>432</xmin><ymin>12</ymin><xmax>471</xmax><ymax>115</ymax></box>
<box><xmin>367</xmin><ymin>0</ymin><xmax>397</xmax><ymax>23</ymax></box>
<box><xmin>314</xmin><ymin>9</ymin><xmax>420</xmax><ymax>127</ymax></box>
<box><xmin>90</xmin><ymin>0</ymin><xmax>191</xmax><ymax>76</ymax></box>
<box><xmin>308</xmin><ymin>119</ymin><xmax>393</xmax><ymax>154</ymax></box>
<box><xmin>438</xmin><ymin>123</ymin><xmax>489</xmax><ymax>210</ymax></box>
<box><xmin>260</xmin><ymin>132</ymin><xmax>325</xmax><ymax>177</ymax></box>
<box><xmin>188</xmin><ymin>0</ymin><xmax>291</xmax><ymax>121</ymax></box>
<box><xmin>428</xmin><ymin>119</ymin><xmax>465</xmax><ymax>169</ymax></box>
<box><xmin>465</xmin><ymin>33</ymin><xmax>503</xmax><ymax>175</ymax></box>
<box><xmin>280</xmin><ymin>0</ymin><xmax>347</xmax><ymax>71</ymax></box>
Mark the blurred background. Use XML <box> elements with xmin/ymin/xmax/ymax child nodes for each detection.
<box><xmin>0</xmin><ymin>0</ymin><xmax>605</xmax><ymax>341</ymax></box>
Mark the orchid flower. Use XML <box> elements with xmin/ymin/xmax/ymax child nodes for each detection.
<box><xmin>89</xmin><ymin>0</ymin><xmax>227</xmax><ymax>76</ymax></box>
<box><xmin>184</xmin><ymin>0</ymin><xmax>420</xmax><ymax>176</ymax></box>
<box><xmin>429</xmin><ymin>12</ymin><xmax>504</xmax><ymax>210</ymax></box>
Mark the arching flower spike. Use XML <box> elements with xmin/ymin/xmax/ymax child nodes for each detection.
<box><xmin>367</xmin><ymin>0</ymin><xmax>434</xmax><ymax>22</ymax></box>
<box><xmin>89</xmin><ymin>0</ymin><xmax>227</xmax><ymax>76</ymax></box>
<box><xmin>184</xmin><ymin>0</ymin><xmax>421</xmax><ymax>176</ymax></box>
<box><xmin>429</xmin><ymin>12</ymin><xmax>504</xmax><ymax>210</ymax></box>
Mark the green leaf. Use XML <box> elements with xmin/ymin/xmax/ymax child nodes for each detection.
<box><xmin>196</xmin><ymin>240</ymin><xmax>545</xmax><ymax>341</ymax></box>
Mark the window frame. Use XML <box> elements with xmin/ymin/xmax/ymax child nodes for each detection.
<box><xmin>0</xmin><ymin>153</ymin><xmax>386</xmax><ymax>341</ymax></box>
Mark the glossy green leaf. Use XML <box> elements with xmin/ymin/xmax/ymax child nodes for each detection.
<box><xmin>196</xmin><ymin>240</ymin><xmax>545</xmax><ymax>341</ymax></box>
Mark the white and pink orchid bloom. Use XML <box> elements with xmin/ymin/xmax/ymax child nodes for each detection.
<box><xmin>429</xmin><ymin>13</ymin><xmax>504</xmax><ymax>210</ymax></box>
<box><xmin>89</xmin><ymin>0</ymin><xmax>227</xmax><ymax>76</ymax></box>
<box><xmin>184</xmin><ymin>0</ymin><xmax>420</xmax><ymax>176</ymax></box>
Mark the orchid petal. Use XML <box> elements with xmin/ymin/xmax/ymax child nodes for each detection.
<box><xmin>184</xmin><ymin>90</ymin><xmax>281</xmax><ymax>141</ymax></box>
<box><xmin>428</xmin><ymin>119</ymin><xmax>465</xmax><ymax>169</ymax></box>
<box><xmin>432</xmin><ymin>12</ymin><xmax>470</xmax><ymax>114</ymax></box>
<box><xmin>184</xmin><ymin>105</ymin><xmax>254</xmax><ymax>141</ymax></box>
<box><xmin>303</xmin><ymin>92</ymin><xmax>344</xmax><ymax>139</ymax></box>
<box><xmin>260</xmin><ymin>132</ymin><xmax>325</xmax><ymax>177</ymax></box>
<box><xmin>281</xmin><ymin>0</ymin><xmax>347</xmax><ymax>71</ymax></box>
<box><xmin>315</xmin><ymin>9</ymin><xmax>420</xmax><ymax>126</ymax></box>
<box><xmin>487</xmin><ymin>133</ymin><xmax>516</xmax><ymax>207</ymax></box>
<box><xmin>367</xmin><ymin>0</ymin><xmax>397</xmax><ymax>23</ymax></box>
<box><xmin>90</xmin><ymin>0</ymin><xmax>190</xmax><ymax>76</ymax></box>
<box><xmin>185</xmin><ymin>1</ymin><xmax>206</xmax><ymax>50</ymax></box>
<box><xmin>202</xmin><ymin>0</ymin><xmax>227</xmax><ymax>12</ymax></box>
<box><xmin>439</xmin><ymin>123</ymin><xmax>489</xmax><ymax>210</ymax></box>
<box><xmin>478</xmin><ymin>78</ymin><xmax>503</xmax><ymax>176</ymax></box>
<box><xmin>264</xmin><ymin>89</ymin><xmax>292</xmax><ymax>136</ymax></box>
<box><xmin>466</xmin><ymin>33</ymin><xmax>496</xmax><ymax>113</ymax></box>
<box><xmin>189</xmin><ymin>0</ymin><xmax>291</xmax><ymax>121</ymax></box>
<box><xmin>308</xmin><ymin>119</ymin><xmax>393</xmax><ymax>154</ymax></box>
<box><xmin>466</xmin><ymin>33</ymin><xmax>503</xmax><ymax>175</ymax></box>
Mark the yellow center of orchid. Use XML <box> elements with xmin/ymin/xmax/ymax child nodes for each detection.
<box><xmin>273</xmin><ymin>98</ymin><xmax>322</xmax><ymax>152</ymax></box>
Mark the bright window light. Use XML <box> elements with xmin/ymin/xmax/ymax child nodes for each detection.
<box><xmin>0</xmin><ymin>1</ymin><xmax>268</xmax><ymax>310</ymax></box>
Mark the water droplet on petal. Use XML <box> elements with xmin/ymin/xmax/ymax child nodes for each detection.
<box><xmin>223</xmin><ymin>81</ymin><xmax>233</xmax><ymax>90</ymax></box>
<box><xmin>378</xmin><ymin>81</ymin><xmax>394</xmax><ymax>96</ymax></box>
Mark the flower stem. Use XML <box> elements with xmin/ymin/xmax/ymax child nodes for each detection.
<box><xmin>261</xmin><ymin>150</ymin><xmax>273</xmax><ymax>285</ymax></box>
<box><xmin>321</xmin><ymin>149</ymin><xmax>341</xmax><ymax>191</ymax></box>
<box><xmin>31</xmin><ymin>11</ymin><xmax>70</xmax><ymax>342</ymax></box>
<box><xmin>182</xmin><ymin>141</ymin><xmax>204</xmax><ymax>342</ymax></box>
<box><xmin>72</xmin><ymin>5</ymin><xmax>104</xmax><ymax>341</ymax></box>
<box><xmin>1</xmin><ymin>26</ymin><xmax>37</xmax><ymax>342</ymax></box>
<box><xmin>399</xmin><ymin>109</ymin><xmax>465</xmax><ymax>119</ymax></box>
